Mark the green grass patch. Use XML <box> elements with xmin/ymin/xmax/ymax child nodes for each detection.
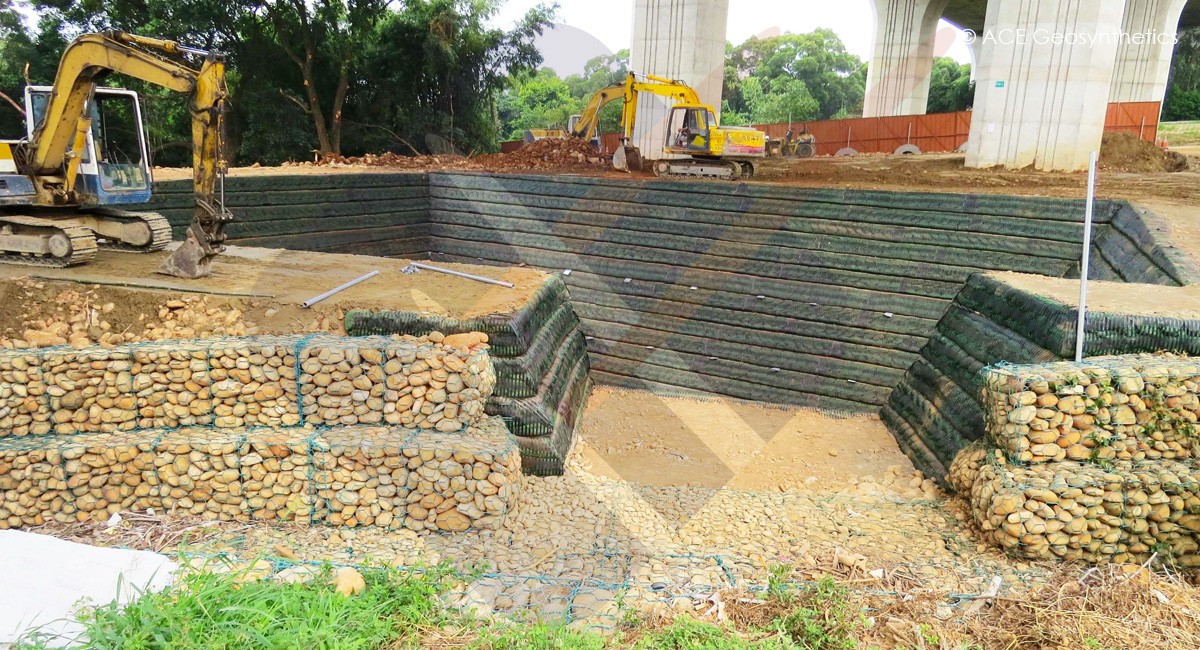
<box><xmin>13</xmin><ymin>564</ymin><xmax>869</xmax><ymax>650</ymax></box>
<box><xmin>466</xmin><ymin>623</ymin><xmax>608</xmax><ymax>649</ymax></box>
<box><xmin>1160</xmin><ymin>121</ymin><xmax>1200</xmax><ymax>146</ymax></box>
<box><xmin>15</xmin><ymin>564</ymin><xmax>454</xmax><ymax>650</ymax></box>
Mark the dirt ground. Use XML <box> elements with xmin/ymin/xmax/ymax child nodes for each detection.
<box><xmin>575</xmin><ymin>386</ymin><xmax>929</xmax><ymax>495</ymax></box>
<box><xmin>154</xmin><ymin>131</ymin><xmax>1200</xmax><ymax>204</ymax></box>
<box><xmin>1139</xmin><ymin>201</ymin><xmax>1200</xmax><ymax>268</ymax></box>
<box><xmin>155</xmin><ymin>153</ymin><xmax>1200</xmax><ymax>203</ymax></box>
<box><xmin>992</xmin><ymin>270</ymin><xmax>1200</xmax><ymax>319</ymax></box>
<box><xmin>748</xmin><ymin>150</ymin><xmax>1200</xmax><ymax>203</ymax></box>
<box><xmin>0</xmin><ymin>247</ymin><xmax>545</xmax><ymax>344</ymax></box>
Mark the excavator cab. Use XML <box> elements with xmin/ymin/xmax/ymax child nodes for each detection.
<box><xmin>24</xmin><ymin>86</ymin><xmax>152</xmax><ymax>205</ymax></box>
<box><xmin>665</xmin><ymin>105</ymin><xmax>714</xmax><ymax>155</ymax></box>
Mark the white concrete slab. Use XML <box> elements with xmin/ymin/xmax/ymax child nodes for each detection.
<box><xmin>0</xmin><ymin>531</ymin><xmax>177</xmax><ymax>648</ymax></box>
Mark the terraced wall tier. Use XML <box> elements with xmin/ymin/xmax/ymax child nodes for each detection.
<box><xmin>146</xmin><ymin>172</ymin><xmax>430</xmax><ymax>258</ymax></box>
<box><xmin>964</xmin><ymin>450</ymin><xmax>1200</xmax><ymax>566</ymax></box>
<box><xmin>983</xmin><ymin>358</ymin><xmax>1200</xmax><ymax>465</ymax></box>
<box><xmin>948</xmin><ymin>356</ymin><xmax>1200</xmax><ymax>567</ymax></box>
<box><xmin>0</xmin><ymin>334</ymin><xmax>494</xmax><ymax>437</ymax></box>
<box><xmin>1078</xmin><ymin>204</ymin><xmax>1200</xmax><ymax>286</ymax></box>
<box><xmin>885</xmin><ymin>274</ymin><xmax>1200</xmax><ymax>483</ymax></box>
<box><xmin>0</xmin><ymin>416</ymin><xmax>521</xmax><ymax>532</ymax></box>
<box><xmin>343</xmin><ymin>275</ymin><xmax>591</xmax><ymax>476</ymax></box>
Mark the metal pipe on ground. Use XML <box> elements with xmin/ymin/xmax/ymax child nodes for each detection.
<box><xmin>406</xmin><ymin>262</ymin><xmax>515</xmax><ymax>288</ymax></box>
<box><xmin>301</xmin><ymin>270</ymin><xmax>380</xmax><ymax>308</ymax></box>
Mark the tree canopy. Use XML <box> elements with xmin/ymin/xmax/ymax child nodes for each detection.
<box><xmin>724</xmin><ymin>30</ymin><xmax>867</xmax><ymax>122</ymax></box>
<box><xmin>1165</xmin><ymin>27</ymin><xmax>1200</xmax><ymax>121</ymax></box>
<box><xmin>0</xmin><ymin>0</ymin><xmax>555</xmax><ymax>164</ymax></box>
<box><xmin>927</xmin><ymin>57</ymin><xmax>973</xmax><ymax>113</ymax></box>
<box><xmin>3</xmin><ymin>3</ymin><xmax>1196</xmax><ymax>169</ymax></box>
<box><xmin>496</xmin><ymin>49</ymin><xmax>627</xmax><ymax>140</ymax></box>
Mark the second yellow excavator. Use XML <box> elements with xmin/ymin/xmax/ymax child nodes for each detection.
<box><xmin>0</xmin><ymin>31</ymin><xmax>231</xmax><ymax>278</ymax></box>
<box><xmin>570</xmin><ymin>72</ymin><xmax>768</xmax><ymax>180</ymax></box>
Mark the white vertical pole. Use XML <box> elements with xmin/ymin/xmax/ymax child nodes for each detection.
<box><xmin>1075</xmin><ymin>150</ymin><xmax>1099</xmax><ymax>362</ymax></box>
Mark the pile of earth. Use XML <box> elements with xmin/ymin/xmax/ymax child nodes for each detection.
<box><xmin>309</xmin><ymin>151</ymin><xmax>476</xmax><ymax>170</ymax></box>
<box><xmin>474</xmin><ymin>137</ymin><xmax>609</xmax><ymax>170</ymax></box>
<box><xmin>1099</xmin><ymin>132</ymin><xmax>1189</xmax><ymax>173</ymax></box>
<box><xmin>295</xmin><ymin>137</ymin><xmax>609</xmax><ymax>173</ymax></box>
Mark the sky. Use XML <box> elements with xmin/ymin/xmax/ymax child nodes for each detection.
<box><xmin>491</xmin><ymin>0</ymin><xmax>973</xmax><ymax>77</ymax></box>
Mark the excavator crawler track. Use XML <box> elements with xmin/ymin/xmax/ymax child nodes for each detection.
<box><xmin>89</xmin><ymin>209</ymin><xmax>174</xmax><ymax>253</ymax></box>
<box><xmin>0</xmin><ymin>215</ymin><xmax>98</xmax><ymax>268</ymax></box>
<box><xmin>652</xmin><ymin>158</ymin><xmax>749</xmax><ymax>181</ymax></box>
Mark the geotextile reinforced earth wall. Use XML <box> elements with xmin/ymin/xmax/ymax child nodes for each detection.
<box><xmin>148</xmin><ymin>171</ymin><xmax>1197</xmax><ymax>475</ymax></box>
<box><xmin>147</xmin><ymin>172</ymin><xmax>430</xmax><ymax>258</ymax></box>
<box><xmin>423</xmin><ymin>172</ymin><xmax>1180</xmax><ymax>412</ymax></box>
<box><xmin>885</xmin><ymin>273</ymin><xmax>1200</xmax><ymax>484</ymax></box>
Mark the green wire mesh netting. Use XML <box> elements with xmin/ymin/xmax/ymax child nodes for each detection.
<box><xmin>0</xmin><ymin>417</ymin><xmax>521</xmax><ymax>533</ymax></box>
<box><xmin>0</xmin><ymin>333</ymin><xmax>495</xmax><ymax>438</ymax></box>
<box><xmin>982</xmin><ymin>356</ymin><xmax>1200</xmax><ymax>466</ymax></box>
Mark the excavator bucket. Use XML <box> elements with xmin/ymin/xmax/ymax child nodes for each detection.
<box><xmin>157</xmin><ymin>232</ymin><xmax>214</xmax><ymax>279</ymax></box>
<box><xmin>612</xmin><ymin>145</ymin><xmax>630</xmax><ymax>172</ymax></box>
<box><xmin>612</xmin><ymin>145</ymin><xmax>642</xmax><ymax>173</ymax></box>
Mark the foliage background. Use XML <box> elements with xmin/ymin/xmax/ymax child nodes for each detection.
<box><xmin>0</xmin><ymin>0</ymin><xmax>1195</xmax><ymax>166</ymax></box>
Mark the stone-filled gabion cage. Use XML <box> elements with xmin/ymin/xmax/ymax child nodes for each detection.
<box><xmin>0</xmin><ymin>334</ymin><xmax>524</xmax><ymax>532</ymax></box>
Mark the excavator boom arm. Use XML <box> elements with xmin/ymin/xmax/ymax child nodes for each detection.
<box><xmin>569</xmin><ymin>83</ymin><xmax>624</xmax><ymax>141</ymax></box>
<box><xmin>34</xmin><ymin>33</ymin><xmax>198</xmax><ymax>174</ymax></box>
<box><xmin>571</xmin><ymin>73</ymin><xmax>706</xmax><ymax>143</ymax></box>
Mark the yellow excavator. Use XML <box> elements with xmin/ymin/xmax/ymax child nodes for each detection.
<box><xmin>0</xmin><ymin>31</ymin><xmax>231</xmax><ymax>278</ymax></box>
<box><xmin>570</xmin><ymin>72</ymin><xmax>768</xmax><ymax>180</ymax></box>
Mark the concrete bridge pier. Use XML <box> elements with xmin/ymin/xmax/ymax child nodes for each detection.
<box><xmin>629</xmin><ymin>0</ymin><xmax>729</xmax><ymax>161</ymax></box>
<box><xmin>1109</xmin><ymin>0</ymin><xmax>1189</xmax><ymax>103</ymax></box>
<box><xmin>965</xmin><ymin>0</ymin><xmax>1129</xmax><ymax>171</ymax></box>
<box><xmin>863</xmin><ymin>0</ymin><xmax>950</xmax><ymax>118</ymax></box>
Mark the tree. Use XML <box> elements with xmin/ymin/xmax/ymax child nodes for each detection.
<box><xmin>740</xmin><ymin>76</ymin><xmax>819</xmax><ymax>124</ymax></box>
<box><xmin>562</xmin><ymin>50</ymin><xmax>627</xmax><ymax>134</ymax></box>
<box><xmin>494</xmin><ymin>50</ymin><xmax>628</xmax><ymax>141</ymax></box>
<box><xmin>6</xmin><ymin>0</ymin><xmax>553</xmax><ymax>162</ymax></box>
<box><xmin>0</xmin><ymin>7</ymin><xmax>70</xmax><ymax>138</ymax></box>
<box><xmin>926</xmin><ymin>57</ymin><xmax>973</xmax><ymax>113</ymax></box>
<box><xmin>719</xmin><ymin>100</ymin><xmax>748</xmax><ymax>126</ymax></box>
<box><xmin>726</xmin><ymin>29</ymin><xmax>866</xmax><ymax>120</ymax></box>
<box><xmin>257</xmin><ymin>0</ymin><xmax>387</xmax><ymax>157</ymax></box>
<box><xmin>563</xmin><ymin>50</ymin><xmax>628</xmax><ymax>99</ymax></box>
<box><xmin>498</xmin><ymin>67</ymin><xmax>579</xmax><ymax>138</ymax></box>
<box><xmin>1165</xmin><ymin>28</ymin><xmax>1200</xmax><ymax>121</ymax></box>
<box><xmin>350</xmin><ymin>0</ymin><xmax>552</xmax><ymax>155</ymax></box>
